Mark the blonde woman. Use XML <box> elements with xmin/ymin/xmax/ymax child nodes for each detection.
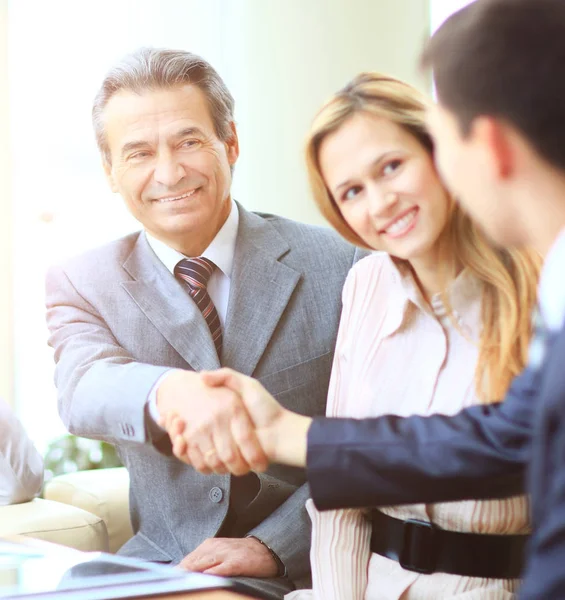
<box><xmin>280</xmin><ymin>73</ymin><xmax>540</xmax><ymax>599</ymax></box>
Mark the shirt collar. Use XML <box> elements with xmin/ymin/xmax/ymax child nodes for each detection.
<box><xmin>385</xmin><ymin>255</ymin><xmax>482</xmax><ymax>337</ymax></box>
<box><xmin>145</xmin><ymin>199</ymin><xmax>239</xmax><ymax>277</ymax></box>
<box><xmin>539</xmin><ymin>226</ymin><xmax>565</xmax><ymax>331</ymax></box>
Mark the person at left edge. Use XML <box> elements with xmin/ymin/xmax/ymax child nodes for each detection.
<box><xmin>45</xmin><ymin>48</ymin><xmax>363</xmax><ymax>600</ymax></box>
<box><xmin>0</xmin><ymin>397</ymin><xmax>43</xmax><ymax>505</ymax></box>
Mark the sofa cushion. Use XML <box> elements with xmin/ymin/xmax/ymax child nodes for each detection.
<box><xmin>0</xmin><ymin>497</ymin><xmax>109</xmax><ymax>552</ymax></box>
<box><xmin>44</xmin><ymin>467</ymin><xmax>132</xmax><ymax>553</ymax></box>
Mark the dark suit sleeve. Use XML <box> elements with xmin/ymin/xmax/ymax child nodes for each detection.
<box><xmin>520</xmin><ymin>416</ymin><xmax>565</xmax><ymax>598</ymax></box>
<box><xmin>518</xmin><ymin>329</ymin><xmax>565</xmax><ymax>600</ymax></box>
<box><xmin>306</xmin><ymin>364</ymin><xmax>537</xmax><ymax>511</ymax></box>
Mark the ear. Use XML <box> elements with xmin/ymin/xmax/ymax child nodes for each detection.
<box><xmin>102</xmin><ymin>158</ymin><xmax>119</xmax><ymax>193</ymax></box>
<box><xmin>225</xmin><ymin>121</ymin><xmax>240</xmax><ymax>167</ymax></box>
<box><xmin>471</xmin><ymin>116</ymin><xmax>514</xmax><ymax>179</ymax></box>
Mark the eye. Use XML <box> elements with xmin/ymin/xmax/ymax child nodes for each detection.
<box><xmin>341</xmin><ymin>185</ymin><xmax>363</xmax><ymax>202</ymax></box>
<box><xmin>382</xmin><ymin>159</ymin><xmax>403</xmax><ymax>176</ymax></box>
<box><xmin>128</xmin><ymin>151</ymin><xmax>150</xmax><ymax>161</ymax></box>
<box><xmin>181</xmin><ymin>139</ymin><xmax>199</xmax><ymax>149</ymax></box>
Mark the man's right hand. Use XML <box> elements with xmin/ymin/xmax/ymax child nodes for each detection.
<box><xmin>156</xmin><ymin>370</ymin><xmax>269</xmax><ymax>475</ymax></box>
<box><xmin>199</xmin><ymin>369</ymin><xmax>312</xmax><ymax>469</ymax></box>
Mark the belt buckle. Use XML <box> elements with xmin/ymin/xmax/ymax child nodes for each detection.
<box><xmin>399</xmin><ymin>519</ymin><xmax>438</xmax><ymax>574</ymax></box>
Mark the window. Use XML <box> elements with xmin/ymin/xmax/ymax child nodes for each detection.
<box><xmin>8</xmin><ymin>0</ymin><xmax>429</xmax><ymax>452</ymax></box>
<box><xmin>9</xmin><ymin>0</ymin><xmax>235</xmax><ymax>451</ymax></box>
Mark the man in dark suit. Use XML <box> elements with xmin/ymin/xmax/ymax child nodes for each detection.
<box><xmin>172</xmin><ymin>1</ymin><xmax>565</xmax><ymax>597</ymax></box>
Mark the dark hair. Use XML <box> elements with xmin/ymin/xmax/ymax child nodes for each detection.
<box><xmin>93</xmin><ymin>47</ymin><xmax>235</xmax><ymax>164</ymax></box>
<box><xmin>421</xmin><ymin>0</ymin><xmax>565</xmax><ymax>171</ymax></box>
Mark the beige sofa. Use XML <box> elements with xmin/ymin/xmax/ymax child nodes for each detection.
<box><xmin>0</xmin><ymin>496</ymin><xmax>109</xmax><ymax>551</ymax></box>
<box><xmin>44</xmin><ymin>467</ymin><xmax>132</xmax><ymax>553</ymax></box>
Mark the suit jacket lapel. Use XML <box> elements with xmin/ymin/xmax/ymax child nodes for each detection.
<box><xmin>222</xmin><ymin>205</ymin><xmax>300</xmax><ymax>375</ymax></box>
<box><xmin>121</xmin><ymin>234</ymin><xmax>221</xmax><ymax>371</ymax></box>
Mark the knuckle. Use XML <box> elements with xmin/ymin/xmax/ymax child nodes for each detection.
<box><xmin>220</xmin><ymin>448</ymin><xmax>237</xmax><ymax>464</ymax></box>
<box><xmin>235</xmin><ymin>427</ymin><xmax>254</xmax><ymax>444</ymax></box>
<box><xmin>188</xmin><ymin>452</ymin><xmax>203</xmax><ymax>469</ymax></box>
<box><xmin>208</xmin><ymin>457</ymin><xmax>222</xmax><ymax>469</ymax></box>
<box><xmin>247</xmin><ymin>448</ymin><xmax>263</xmax><ymax>465</ymax></box>
<box><xmin>232</xmin><ymin>463</ymin><xmax>248</xmax><ymax>477</ymax></box>
<box><xmin>231</xmin><ymin>464</ymin><xmax>248</xmax><ymax>477</ymax></box>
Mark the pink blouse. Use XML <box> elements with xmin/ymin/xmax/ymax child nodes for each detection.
<box><xmin>287</xmin><ymin>253</ymin><xmax>529</xmax><ymax>600</ymax></box>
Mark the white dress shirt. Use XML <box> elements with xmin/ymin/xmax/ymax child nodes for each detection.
<box><xmin>146</xmin><ymin>199</ymin><xmax>239</xmax><ymax>424</ymax></box>
<box><xmin>0</xmin><ymin>398</ymin><xmax>44</xmax><ymax>505</ymax></box>
<box><xmin>145</xmin><ymin>199</ymin><xmax>239</xmax><ymax>327</ymax></box>
<box><xmin>539</xmin><ymin>226</ymin><xmax>565</xmax><ymax>333</ymax></box>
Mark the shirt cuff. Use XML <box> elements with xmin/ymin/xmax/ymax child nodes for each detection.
<box><xmin>146</xmin><ymin>370</ymin><xmax>176</xmax><ymax>430</ymax></box>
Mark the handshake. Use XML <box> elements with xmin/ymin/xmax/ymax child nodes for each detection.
<box><xmin>156</xmin><ymin>369</ymin><xmax>312</xmax><ymax>474</ymax></box>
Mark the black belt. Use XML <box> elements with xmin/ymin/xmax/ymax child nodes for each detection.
<box><xmin>370</xmin><ymin>510</ymin><xmax>528</xmax><ymax>579</ymax></box>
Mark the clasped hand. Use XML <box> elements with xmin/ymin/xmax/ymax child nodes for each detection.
<box><xmin>156</xmin><ymin>368</ymin><xmax>308</xmax><ymax>475</ymax></box>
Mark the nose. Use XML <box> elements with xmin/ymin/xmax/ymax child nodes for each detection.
<box><xmin>153</xmin><ymin>151</ymin><xmax>186</xmax><ymax>188</ymax></box>
<box><xmin>367</xmin><ymin>185</ymin><xmax>399</xmax><ymax>218</ymax></box>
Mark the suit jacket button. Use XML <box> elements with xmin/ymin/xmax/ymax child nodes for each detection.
<box><xmin>209</xmin><ymin>487</ymin><xmax>224</xmax><ymax>503</ymax></box>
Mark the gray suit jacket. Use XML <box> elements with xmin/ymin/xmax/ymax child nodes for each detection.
<box><xmin>46</xmin><ymin>204</ymin><xmax>361</xmax><ymax>599</ymax></box>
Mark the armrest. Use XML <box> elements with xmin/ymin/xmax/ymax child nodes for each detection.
<box><xmin>44</xmin><ymin>467</ymin><xmax>132</xmax><ymax>553</ymax></box>
<box><xmin>0</xmin><ymin>498</ymin><xmax>108</xmax><ymax>552</ymax></box>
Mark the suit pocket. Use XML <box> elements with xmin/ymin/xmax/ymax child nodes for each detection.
<box><xmin>119</xmin><ymin>531</ymin><xmax>174</xmax><ymax>563</ymax></box>
<box><xmin>236</xmin><ymin>472</ymin><xmax>299</xmax><ymax>535</ymax></box>
<box><xmin>258</xmin><ymin>351</ymin><xmax>333</xmax><ymax>413</ymax></box>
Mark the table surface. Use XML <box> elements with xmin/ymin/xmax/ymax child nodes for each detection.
<box><xmin>153</xmin><ymin>593</ymin><xmax>253</xmax><ymax>599</ymax></box>
<box><xmin>158</xmin><ymin>593</ymin><xmax>253</xmax><ymax>599</ymax></box>
<box><xmin>1</xmin><ymin>536</ymin><xmax>258</xmax><ymax>599</ymax></box>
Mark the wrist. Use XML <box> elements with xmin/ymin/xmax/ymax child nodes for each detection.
<box><xmin>155</xmin><ymin>369</ymin><xmax>186</xmax><ymax>417</ymax></box>
<box><xmin>270</xmin><ymin>410</ymin><xmax>311</xmax><ymax>468</ymax></box>
<box><xmin>246</xmin><ymin>535</ymin><xmax>287</xmax><ymax>578</ymax></box>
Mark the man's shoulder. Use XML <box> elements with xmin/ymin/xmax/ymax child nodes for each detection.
<box><xmin>251</xmin><ymin>211</ymin><xmax>359</xmax><ymax>259</ymax></box>
<box><xmin>50</xmin><ymin>231</ymin><xmax>142</xmax><ymax>278</ymax></box>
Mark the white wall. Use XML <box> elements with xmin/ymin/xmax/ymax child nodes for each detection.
<box><xmin>7</xmin><ymin>0</ymin><xmax>429</xmax><ymax>450</ymax></box>
<box><xmin>430</xmin><ymin>0</ymin><xmax>474</xmax><ymax>33</ymax></box>
<box><xmin>226</xmin><ymin>0</ymin><xmax>430</xmax><ymax>223</ymax></box>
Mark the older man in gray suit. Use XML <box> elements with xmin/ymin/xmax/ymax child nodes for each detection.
<box><xmin>45</xmin><ymin>48</ymin><xmax>360</xmax><ymax>599</ymax></box>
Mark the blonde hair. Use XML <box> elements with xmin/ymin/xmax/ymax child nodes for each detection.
<box><xmin>305</xmin><ymin>72</ymin><xmax>541</xmax><ymax>402</ymax></box>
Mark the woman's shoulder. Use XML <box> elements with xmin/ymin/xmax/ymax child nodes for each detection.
<box><xmin>339</xmin><ymin>252</ymin><xmax>400</xmax><ymax>319</ymax></box>
<box><xmin>344</xmin><ymin>252</ymin><xmax>395</xmax><ymax>292</ymax></box>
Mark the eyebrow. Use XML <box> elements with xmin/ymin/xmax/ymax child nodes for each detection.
<box><xmin>173</xmin><ymin>126</ymin><xmax>206</xmax><ymax>140</ymax></box>
<box><xmin>120</xmin><ymin>140</ymin><xmax>150</xmax><ymax>157</ymax></box>
<box><xmin>334</xmin><ymin>151</ymin><xmax>396</xmax><ymax>193</ymax></box>
<box><xmin>120</xmin><ymin>127</ymin><xmax>206</xmax><ymax>157</ymax></box>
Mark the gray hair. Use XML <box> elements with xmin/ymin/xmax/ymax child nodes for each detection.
<box><xmin>93</xmin><ymin>47</ymin><xmax>235</xmax><ymax>164</ymax></box>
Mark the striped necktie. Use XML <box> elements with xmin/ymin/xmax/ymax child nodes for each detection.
<box><xmin>175</xmin><ymin>257</ymin><xmax>223</xmax><ymax>358</ymax></box>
